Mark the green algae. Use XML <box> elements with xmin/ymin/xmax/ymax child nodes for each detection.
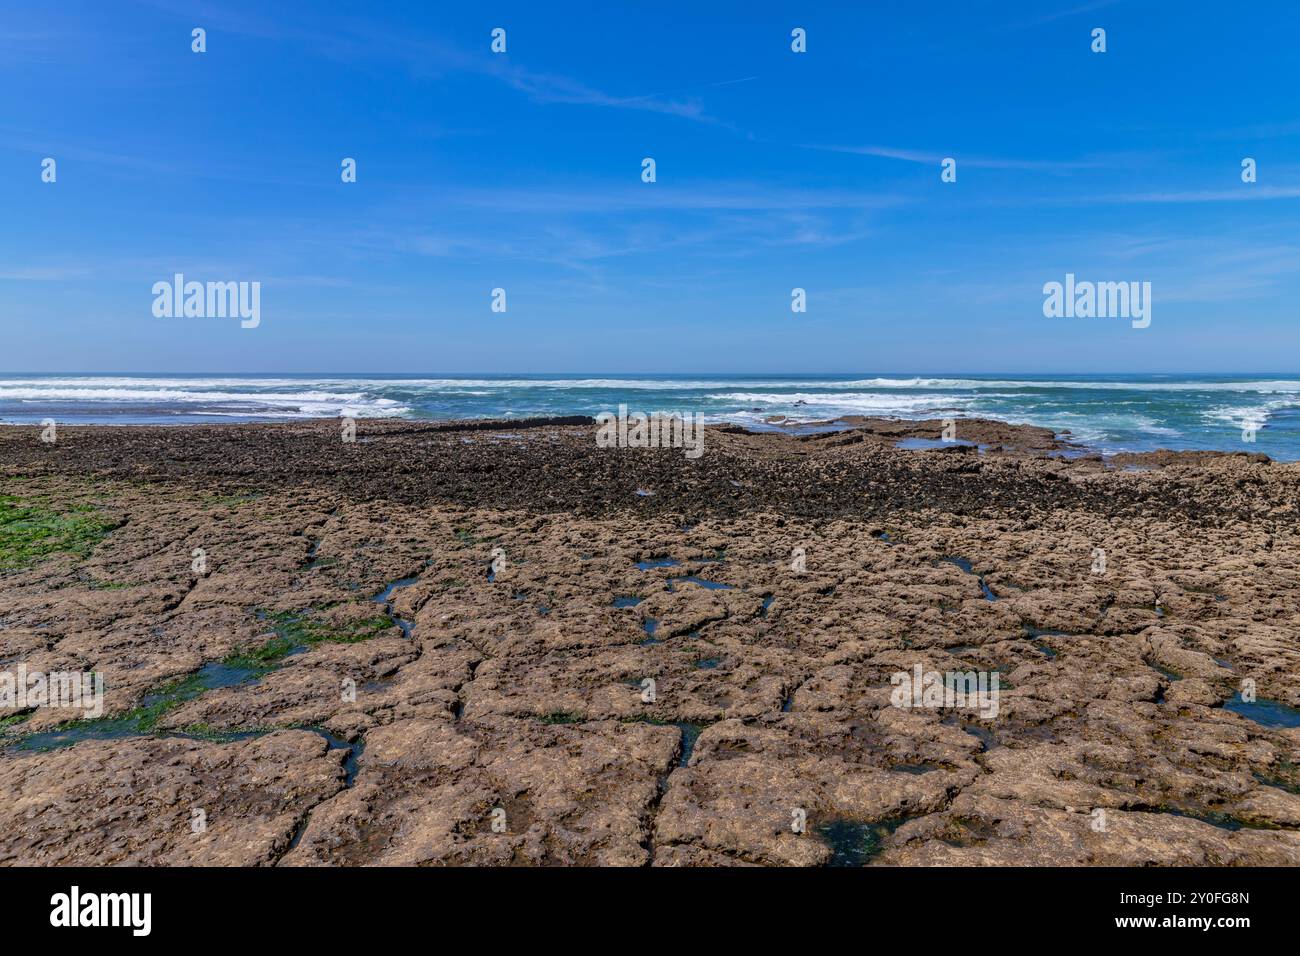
<box><xmin>87</xmin><ymin>578</ymin><xmax>142</xmax><ymax>590</ymax></box>
<box><xmin>0</xmin><ymin>711</ymin><xmax>33</xmax><ymax>731</ymax></box>
<box><xmin>226</xmin><ymin>608</ymin><xmax>393</xmax><ymax>668</ymax></box>
<box><xmin>11</xmin><ymin>668</ymin><xmax>227</xmax><ymax>751</ymax></box>
<box><xmin>202</xmin><ymin>491</ymin><xmax>261</xmax><ymax>508</ymax></box>
<box><xmin>0</xmin><ymin>495</ymin><xmax>118</xmax><ymax>571</ymax></box>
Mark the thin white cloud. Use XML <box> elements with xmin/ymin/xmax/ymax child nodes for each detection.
<box><xmin>135</xmin><ymin>0</ymin><xmax>735</xmax><ymax>125</ymax></box>
<box><xmin>0</xmin><ymin>267</ymin><xmax>92</xmax><ymax>281</ymax></box>
<box><xmin>997</xmin><ymin>0</ymin><xmax>1124</xmax><ymax>31</ymax></box>
<box><xmin>1103</xmin><ymin>185</ymin><xmax>1300</xmax><ymax>203</ymax></box>
<box><xmin>432</xmin><ymin>182</ymin><xmax>907</xmax><ymax>214</ymax></box>
<box><xmin>487</xmin><ymin>63</ymin><xmax>708</xmax><ymax>120</ymax></box>
<box><xmin>805</xmin><ymin>142</ymin><xmax>1110</xmax><ymax>171</ymax></box>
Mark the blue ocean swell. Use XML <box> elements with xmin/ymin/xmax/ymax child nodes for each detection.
<box><xmin>1</xmin><ymin>373</ymin><xmax>1298</xmax><ymax>460</ymax></box>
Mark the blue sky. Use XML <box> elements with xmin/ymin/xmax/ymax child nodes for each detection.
<box><xmin>2</xmin><ymin>0</ymin><xmax>1299</xmax><ymax>373</ymax></box>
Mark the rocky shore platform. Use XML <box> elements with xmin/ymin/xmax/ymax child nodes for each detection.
<box><xmin>1</xmin><ymin>416</ymin><xmax>1297</xmax><ymax>866</ymax></box>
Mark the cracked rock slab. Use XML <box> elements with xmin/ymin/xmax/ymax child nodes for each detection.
<box><xmin>0</xmin><ymin>730</ymin><xmax>344</xmax><ymax>865</ymax></box>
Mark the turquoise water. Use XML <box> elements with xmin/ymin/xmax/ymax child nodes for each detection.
<box><xmin>2</xmin><ymin>373</ymin><xmax>1299</xmax><ymax>460</ymax></box>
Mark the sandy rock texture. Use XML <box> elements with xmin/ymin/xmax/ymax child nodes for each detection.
<box><xmin>0</xmin><ymin>417</ymin><xmax>1296</xmax><ymax>865</ymax></box>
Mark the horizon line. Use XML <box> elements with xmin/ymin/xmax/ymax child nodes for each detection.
<box><xmin>4</xmin><ymin>371</ymin><xmax>1300</xmax><ymax>378</ymax></box>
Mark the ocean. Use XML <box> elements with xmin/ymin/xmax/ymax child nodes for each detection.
<box><xmin>2</xmin><ymin>373</ymin><xmax>1299</xmax><ymax>461</ymax></box>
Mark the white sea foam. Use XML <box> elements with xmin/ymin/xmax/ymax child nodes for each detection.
<box><xmin>828</xmin><ymin>378</ymin><xmax>1300</xmax><ymax>392</ymax></box>
<box><xmin>1</xmin><ymin>388</ymin><xmax>393</xmax><ymax>403</ymax></box>
<box><xmin>0</xmin><ymin>381</ymin><xmax>407</xmax><ymax>418</ymax></box>
<box><xmin>706</xmin><ymin>391</ymin><xmax>993</xmax><ymax>410</ymax></box>
<box><xmin>1</xmin><ymin>376</ymin><xmax>1297</xmax><ymax>458</ymax></box>
<box><xmin>1201</xmin><ymin>397</ymin><xmax>1300</xmax><ymax>427</ymax></box>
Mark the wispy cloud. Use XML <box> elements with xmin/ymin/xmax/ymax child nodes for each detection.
<box><xmin>432</xmin><ymin>182</ymin><xmax>907</xmax><ymax>214</ymax></box>
<box><xmin>134</xmin><ymin>0</ymin><xmax>738</xmax><ymax>125</ymax></box>
<box><xmin>485</xmin><ymin>63</ymin><xmax>709</xmax><ymax>120</ymax></box>
<box><xmin>0</xmin><ymin>29</ymin><xmax>67</xmax><ymax>64</ymax></box>
<box><xmin>1102</xmin><ymin>185</ymin><xmax>1300</xmax><ymax>203</ymax></box>
<box><xmin>0</xmin><ymin>126</ymin><xmax>186</xmax><ymax>176</ymax></box>
<box><xmin>805</xmin><ymin>142</ymin><xmax>1111</xmax><ymax>171</ymax></box>
<box><xmin>0</xmin><ymin>266</ymin><xmax>92</xmax><ymax>281</ymax></box>
<box><xmin>995</xmin><ymin>0</ymin><xmax>1124</xmax><ymax>32</ymax></box>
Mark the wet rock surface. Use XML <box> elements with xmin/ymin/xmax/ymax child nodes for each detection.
<box><xmin>0</xmin><ymin>418</ymin><xmax>1297</xmax><ymax>865</ymax></box>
